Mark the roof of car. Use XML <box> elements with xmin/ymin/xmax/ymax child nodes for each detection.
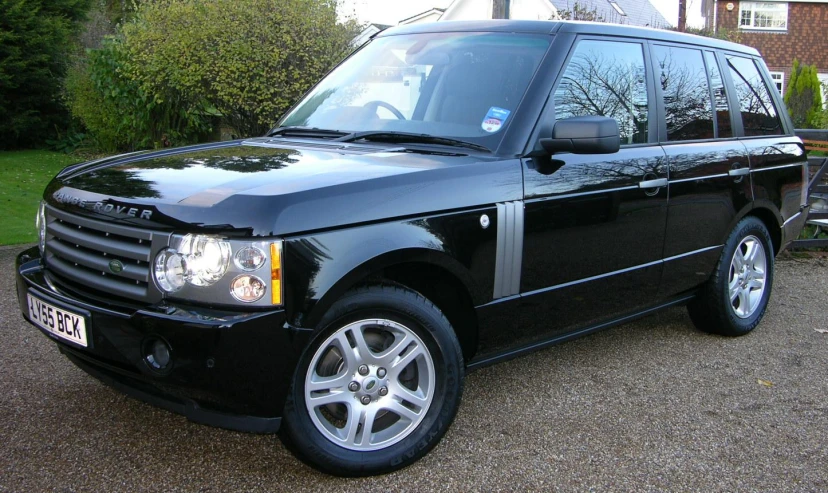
<box><xmin>378</xmin><ymin>20</ymin><xmax>760</xmax><ymax>56</ymax></box>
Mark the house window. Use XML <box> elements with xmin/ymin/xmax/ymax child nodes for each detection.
<box><xmin>738</xmin><ymin>2</ymin><xmax>788</xmax><ymax>30</ymax></box>
<box><xmin>769</xmin><ymin>71</ymin><xmax>784</xmax><ymax>94</ymax></box>
<box><xmin>608</xmin><ymin>1</ymin><xmax>626</xmax><ymax>16</ymax></box>
<box><xmin>819</xmin><ymin>74</ymin><xmax>828</xmax><ymax>109</ymax></box>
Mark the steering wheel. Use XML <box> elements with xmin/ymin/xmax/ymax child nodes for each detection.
<box><xmin>363</xmin><ymin>100</ymin><xmax>406</xmax><ymax>120</ymax></box>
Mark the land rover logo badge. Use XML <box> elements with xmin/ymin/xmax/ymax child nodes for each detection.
<box><xmin>108</xmin><ymin>259</ymin><xmax>124</xmax><ymax>274</ymax></box>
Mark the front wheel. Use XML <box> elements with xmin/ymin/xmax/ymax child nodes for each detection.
<box><xmin>281</xmin><ymin>284</ymin><xmax>464</xmax><ymax>476</ymax></box>
<box><xmin>687</xmin><ymin>216</ymin><xmax>774</xmax><ymax>336</ymax></box>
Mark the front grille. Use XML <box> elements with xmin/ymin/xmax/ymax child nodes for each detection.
<box><xmin>44</xmin><ymin>205</ymin><xmax>167</xmax><ymax>303</ymax></box>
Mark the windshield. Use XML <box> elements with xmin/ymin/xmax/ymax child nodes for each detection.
<box><xmin>278</xmin><ymin>32</ymin><xmax>550</xmax><ymax>149</ymax></box>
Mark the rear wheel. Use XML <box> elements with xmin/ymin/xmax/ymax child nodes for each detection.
<box><xmin>687</xmin><ymin>216</ymin><xmax>774</xmax><ymax>336</ymax></box>
<box><xmin>281</xmin><ymin>284</ymin><xmax>464</xmax><ymax>476</ymax></box>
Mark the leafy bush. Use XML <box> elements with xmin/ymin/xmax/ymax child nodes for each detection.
<box><xmin>119</xmin><ymin>0</ymin><xmax>359</xmax><ymax>138</ymax></box>
<box><xmin>0</xmin><ymin>0</ymin><xmax>92</xmax><ymax>149</ymax></box>
<box><xmin>66</xmin><ymin>0</ymin><xmax>360</xmax><ymax>150</ymax></box>
<box><xmin>784</xmin><ymin>59</ymin><xmax>824</xmax><ymax>129</ymax></box>
<box><xmin>66</xmin><ymin>37</ymin><xmax>213</xmax><ymax>152</ymax></box>
<box><xmin>45</xmin><ymin>130</ymin><xmax>88</xmax><ymax>154</ymax></box>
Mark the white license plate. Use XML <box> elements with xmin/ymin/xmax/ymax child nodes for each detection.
<box><xmin>27</xmin><ymin>293</ymin><xmax>88</xmax><ymax>347</ymax></box>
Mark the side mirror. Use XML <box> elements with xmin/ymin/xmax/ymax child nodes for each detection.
<box><xmin>540</xmin><ymin>116</ymin><xmax>620</xmax><ymax>155</ymax></box>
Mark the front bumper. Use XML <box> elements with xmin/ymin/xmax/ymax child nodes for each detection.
<box><xmin>15</xmin><ymin>247</ymin><xmax>311</xmax><ymax>433</ymax></box>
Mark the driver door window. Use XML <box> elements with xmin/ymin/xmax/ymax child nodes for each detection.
<box><xmin>554</xmin><ymin>40</ymin><xmax>649</xmax><ymax>145</ymax></box>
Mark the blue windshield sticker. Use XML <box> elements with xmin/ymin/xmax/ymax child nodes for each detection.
<box><xmin>481</xmin><ymin>107</ymin><xmax>511</xmax><ymax>133</ymax></box>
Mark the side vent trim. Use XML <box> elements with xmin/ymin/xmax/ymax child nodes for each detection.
<box><xmin>493</xmin><ymin>201</ymin><xmax>524</xmax><ymax>299</ymax></box>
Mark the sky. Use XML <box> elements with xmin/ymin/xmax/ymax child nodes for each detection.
<box><xmin>339</xmin><ymin>0</ymin><xmax>704</xmax><ymax>28</ymax></box>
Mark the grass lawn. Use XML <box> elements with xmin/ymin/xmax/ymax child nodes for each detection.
<box><xmin>0</xmin><ymin>150</ymin><xmax>82</xmax><ymax>245</ymax></box>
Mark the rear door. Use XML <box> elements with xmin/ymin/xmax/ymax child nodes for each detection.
<box><xmin>651</xmin><ymin>44</ymin><xmax>752</xmax><ymax>297</ymax></box>
<box><xmin>721</xmin><ymin>54</ymin><xmax>808</xmax><ymax>248</ymax></box>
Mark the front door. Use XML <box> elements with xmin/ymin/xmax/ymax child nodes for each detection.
<box><xmin>519</xmin><ymin>38</ymin><xmax>668</xmax><ymax>345</ymax></box>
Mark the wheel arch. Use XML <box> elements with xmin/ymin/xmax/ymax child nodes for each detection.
<box><xmin>285</xmin><ymin>229</ymin><xmax>484</xmax><ymax>362</ymax></box>
<box><xmin>746</xmin><ymin>205</ymin><xmax>782</xmax><ymax>255</ymax></box>
<box><xmin>306</xmin><ymin>250</ymin><xmax>480</xmax><ymax>362</ymax></box>
<box><xmin>725</xmin><ymin>201</ymin><xmax>782</xmax><ymax>256</ymax></box>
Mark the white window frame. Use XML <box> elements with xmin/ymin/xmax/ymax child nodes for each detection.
<box><xmin>769</xmin><ymin>71</ymin><xmax>784</xmax><ymax>95</ymax></box>
<box><xmin>818</xmin><ymin>74</ymin><xmax>828</xmax><ymax>109</ymax></box>
<box><xmin>738</xmin><ymin>2</ymin><xmax>788</xmax><ymax>31</ymax></box>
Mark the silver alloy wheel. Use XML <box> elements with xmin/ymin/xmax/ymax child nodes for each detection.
<box><xmin>728</xmin><ymin>235</ymin><xmax>767</xmax><ymax>319</ymax></box>
<box><xmin>304</xmin><ymin>319</ymin><xmax>435</xmax><ymax>451</ymax></box>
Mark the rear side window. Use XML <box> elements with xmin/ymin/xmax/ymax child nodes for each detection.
<box><xmin>554</xmin><ymin>39</ymin><xmax>649</xmax><ymax>144</ymax></box>
<box><xmin>704</xmin><ymin>51</ymin><xmax>733</xmax><ymax>138</ymax></box>
<box><xmin>653</xmin><ymin>45</ymin><xmax>713</xmax><ymax>141</ymax></box>
<box><xmin>725</xmin><ymin>56</ymin><xmax>783</xmax><ymax>136</ymax></box>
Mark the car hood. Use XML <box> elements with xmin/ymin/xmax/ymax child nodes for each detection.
<box><xmin>45</xmin><ymin>139</ymin><xmax>522</xmax><ymax>236</ymax></box>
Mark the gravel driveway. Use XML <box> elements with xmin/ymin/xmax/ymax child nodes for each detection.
<box><xmin>1</xmin><ymin>245</ymin><xmax>826</xmax><ymax>492</ymax></box>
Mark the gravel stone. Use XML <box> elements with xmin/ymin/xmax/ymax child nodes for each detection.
<box><xmin>1</xmin><ymin>245</ymin><xmax>826</xmax><ymax>491</ymax></box>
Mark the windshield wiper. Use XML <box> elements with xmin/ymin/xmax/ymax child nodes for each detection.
<box><xmin>266</xmin><ymin>126</ymin><xmax>348</xmax><ymax>138</ymax></box>
<box><xmin>335</xmin><ymin>131</ymin><xmax>490</xmax><ymax>153</ymax></box>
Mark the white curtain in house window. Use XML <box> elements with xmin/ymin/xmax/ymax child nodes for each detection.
<box><xmin>738</xmin><ymin>2</ymin><xmax>788</xmax><ymax>30</ymax></box>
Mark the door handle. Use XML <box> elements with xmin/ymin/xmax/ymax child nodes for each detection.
<box><xmin>638</xmin><ymin>178</ymin><xmax>668</xmax><ymax>188</ymax></box>
<box><xmin>728</xmin><ymin>168</ymin><xmax>750</xmax><ymax>177</ymax></box>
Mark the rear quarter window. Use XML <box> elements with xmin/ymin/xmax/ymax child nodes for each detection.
<box><xmin>725</xmin><ymin>56</ymin><xmax>783</xmax><ymax>136</ymax></box>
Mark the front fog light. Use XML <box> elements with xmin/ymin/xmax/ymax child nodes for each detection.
<box><xmin>154</xmin><ymin>250</ymin><xmax>186</xmax><ymax>292</ymax></box>
<box><xmin>230</xmin><ymin>275</ymin><xmax>266</xmax><ymax>303</ymax></box>
<box><xmin>144</xmin><ymin>338</ymin><xmax>172</xmax><ymax>371</ymax></box>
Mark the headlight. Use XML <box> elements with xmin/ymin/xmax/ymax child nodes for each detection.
<box><xmin>36</xmin><ymin>201</ymin><xmax>46</xmax><ymax>254</ymax></box>
<box><xmin>153</xmin><ymin>235</ymin><xmax>283</xmax><ymax>307</ymax></box>
<box><xmin>179</xmin><ymin>235</ymin><xmax>231</xmax><ymax>286</ymax></box>
<box><xmin>154</xmin><ymin>250</ymin><xmax>186</xmax><ymax>293</ymax></box>
<box><xmin>154</xmin><ymin>234</ymin><xmax>231</xmax><ymax>290</ymax></box>
<box><xmin>234</xmin><ymin>246</ymin><xmax>266</xmax><ymax>271</ymax></box>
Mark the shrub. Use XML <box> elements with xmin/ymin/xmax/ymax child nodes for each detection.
<box><xmin>784</xmin><ymin>59</ymin><xmax>824</xmax><ymax>129</ymax></box>
<box><xmin>66</xmin><ymin>0</ymin><xmax>358</xmax><ymax>150</ymax></box>
<box><xmin>66</xmin><ymin>37</ymin><xmax>213</xmax><ymax>152</ymax></box>
<box><xmin>119</xmin><ymin>0</ymin><xmax>360</xmax><ymax>138</ymax></box>
<box><xmin>0</xmin><ymin>0</ymin><xmax>92</xmax><ymax>149</ymax></box>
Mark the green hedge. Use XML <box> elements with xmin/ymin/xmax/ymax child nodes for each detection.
<box><xmin>66</xmin><ymin>0</ymin><xmax>360</xmax><ymax>151</ymax></box>
<box><xmin>0</xmin><ymin>0</ymin><xmax>92</xmax><ymax>149</ymax></box>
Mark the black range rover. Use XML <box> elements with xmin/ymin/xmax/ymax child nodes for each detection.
<box><xmin>16</xmin><ymin>21</ymin><xmax>809</xmax><ymax>475</ymax></box>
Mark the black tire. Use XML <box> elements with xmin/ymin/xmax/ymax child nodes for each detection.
<box><xmin>687</xmin><ymin>216</ymin><xmax>774</xmax><ymax>336</ymax></box>
<box><xmin>280</xmin><ymin>284</ymin><xmax>464</xmax><ymax>476</ymax></box>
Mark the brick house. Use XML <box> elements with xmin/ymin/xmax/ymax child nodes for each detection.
<box><xmin>701</xmin><ymin>0</ymin><xmax>828</xmax><ymax>101</ymax></box>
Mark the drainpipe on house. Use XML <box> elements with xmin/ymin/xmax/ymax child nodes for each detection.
<box><xmin>492</xmin><ymin>0</ymin><xmax>511</xmax><ymax>19</ymax></box>
<box><xmin>713</xmin><ymin>0</ymin><xmax>718</xmax><ymax>35</ymax></box>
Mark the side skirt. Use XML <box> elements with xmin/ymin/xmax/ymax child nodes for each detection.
<box><xmin>466</xmin><ymin>293</ymin><xmax>697</xmax><ymax>371</ymax></box>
